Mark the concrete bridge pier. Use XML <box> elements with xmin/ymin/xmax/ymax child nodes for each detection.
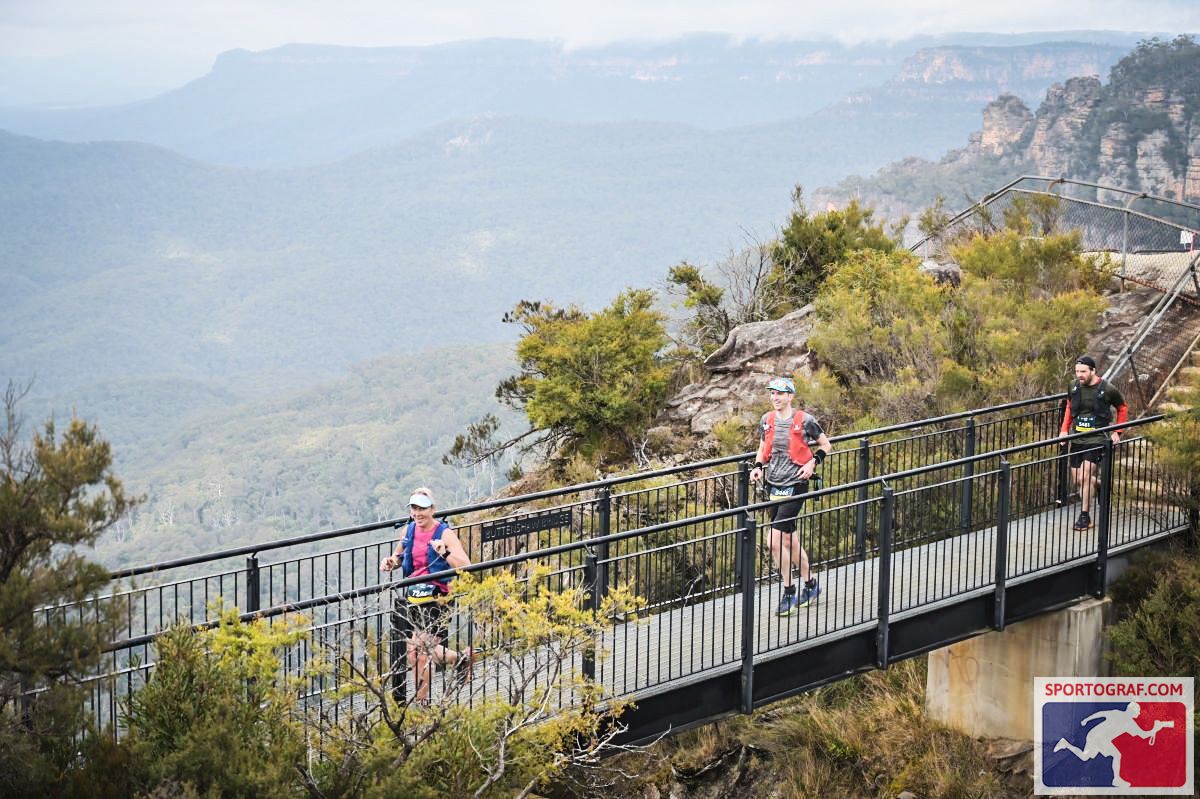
<box><xmin>925</xmin><ymin>598</ymin><xmax>1111</xmax><ymax>739</ymax></box>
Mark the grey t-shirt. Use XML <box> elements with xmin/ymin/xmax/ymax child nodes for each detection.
<box><xmin>761</xmin><ymin>411</ymin><xmax>825</xmax><ymax>487</ymax></box>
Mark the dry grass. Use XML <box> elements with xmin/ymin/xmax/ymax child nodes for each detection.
<box><xmin>625</xmin><ymin>658</ymin><xmax>1010</xmax><ymax>799</ymax></box>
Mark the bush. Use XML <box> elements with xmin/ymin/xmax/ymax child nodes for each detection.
<box><xmin>772</xmin><ymin>188</ymin><xmax>899</xmax><ymax>309</ymax></box>
<box><xmin>122</xmin><ymin>608</ymin><xmax>310</xmax><ymax>797</ymax></box>
<box><xmin>1108</xmin><ymin>553</ymin><xmax>1200</xmax><ymax>678</ymax></box>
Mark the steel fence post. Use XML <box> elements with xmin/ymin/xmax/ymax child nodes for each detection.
<box><xmin>856</xmin><ymin>438</ymin><xmax>870</xmax><ymax>559</ymax></box>
<box><xmin>734</xmin><ymin>461</ymin><xmax>750</xmax><ymax>590</ymax></box>
<box><xmin>876</xmin><ymin>485</ymin><xmax>894</xmax><ymax>669</ymax></box>
<box><xmin>597</xmin><ymin>486</ymin><xmax>611</xmax><ymax>601</ymax></box>
<box><xmin>1094</xmin><ymin>437</ymin><xmax>1116</xmax><ymax>597</ymax></box>
<box><xmin>739</xmin><ymin>518</ymin><xmax>757</xmax><ymax>714</ymax></box>
<box><xmin>961</xmin><ymin>418</ymin><xmax>976</xmax><ymax>532</ymax></box>
<box><xmin>245</xmin><ymin>554</ymin><xmax>260</xmax><ymax>614</ymax></box>
<box><xmin>993</xmin><ymin>461</ymin><xmax>1011</xmax><ymax>631</ymax></box>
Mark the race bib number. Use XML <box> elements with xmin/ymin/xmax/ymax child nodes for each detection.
<box><xmin>767</xmin><ymin>484</ymin><xmax>796</xmax><ymax>500</ymax></box>
<box><xmin>405</xmin><ymin>583</ymin><xmax>439</xmax><ymax>604</ymax></box>
<box><xmin>1074</xmin><ymin>413</ymin><xmax>1097</xmax><ymax>433</ymax></box>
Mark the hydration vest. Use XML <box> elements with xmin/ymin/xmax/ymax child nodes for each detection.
<box><xmin>1068</xmin><ymin>378</ymin><xmax>1116</xmax><ymax>430</ymax></box>
<box><xmin>399</xmin><ymin>520</ymin><xmax>453</xmax><ymax>591</ymax></box>
<box><xmin>756</xmin><ymin>410</ymin><xmax>816</xmax><ymax>468</ymax></box>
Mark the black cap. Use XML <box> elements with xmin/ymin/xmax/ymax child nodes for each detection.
<box><xmin>1075</xmin><ymin>355</ymin><xmax>1097</xmax><ymax>369</ymax></box>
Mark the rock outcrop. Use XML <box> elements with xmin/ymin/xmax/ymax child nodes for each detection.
<box><xmin>1028</xmin><ymin>76</ymin><xmax>1103</xmax><ymax>175</ymax></box>
<box><xmin>980</xmin><ymin>94</ymin><xmax>1033</xmax><ymax>155</ymax></box>
<box><xmin>660</xmin><ymin>307</ymin><xmax>817</xmax><ymax>434</ymax></box>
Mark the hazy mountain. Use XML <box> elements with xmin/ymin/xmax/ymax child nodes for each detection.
<box><xmin>0</xmin><ymin>111</ymin><xmax>958</xmax><ymax>405</ymax></box>
<box><xmin>0</xmin><ymin>34</ymin><xmax>1141</xmax><ymax>168</ymax></box>
<box><xmin>0</xmin><ymin>33</ymin><xmax>1142</xmax><ymax>425</ymax></box>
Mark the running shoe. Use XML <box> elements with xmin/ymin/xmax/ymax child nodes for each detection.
<box><xmin>1073</xmin><ymin>513</ymin><xmax>1093</xmax><ymax>531</ymax></box>
<box><xmin>776</xmin><ymin>591</ymin><xmax>799</xmax><ymax>616</ymax></box>
<box><xmin>797</xmin><ymin>579</ymin><xmax>821</xmax><ymax>607</ymax></box>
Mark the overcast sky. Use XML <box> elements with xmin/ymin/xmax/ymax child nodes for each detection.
<box><xmin>2</xmin><ymin>0</ymin><xmax>1199</xmax><ymax>106</ymax></box>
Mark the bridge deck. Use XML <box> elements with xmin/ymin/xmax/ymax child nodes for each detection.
<box><xmin>595</xmin><ymin>502</ymin><xmax>1169</xmax><ymax>701</ymax></box>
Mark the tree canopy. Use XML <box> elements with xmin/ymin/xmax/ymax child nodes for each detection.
<box><xmin>452</xmin><ymin>289</ymin><xmax>672</xmax><ymax>468</ymax></box>
<box><xmin>771</xmin><ymin>188</ymin><xmax>899</xmax><ymax>308</ymax></box>
<box><xmin>0</xmin><ymin>382</ymin><xmax>137</xmax><ymax>795</ymax></box>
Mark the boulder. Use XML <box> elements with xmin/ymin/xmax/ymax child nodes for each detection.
<box><xmin>660</xmin><ymin>307</ymin><xmax>817</xmax><ymax>434</ymax></box>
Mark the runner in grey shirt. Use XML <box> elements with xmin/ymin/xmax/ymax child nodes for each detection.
<box><xmin>749</xmin><ymin>376</ymin><xmax>833</xmax><ymax>615</ymax></box>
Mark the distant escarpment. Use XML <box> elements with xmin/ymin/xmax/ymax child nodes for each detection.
<box><xmin>819</xmin><ymin>36</ymin><xmax>1200</xmax><ymax>220</ymax></box>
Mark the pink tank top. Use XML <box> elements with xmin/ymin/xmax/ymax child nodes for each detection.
<box><xmin>409</xmin><ymin>522</ymin><xmax>440</xmax><ymax>577</ymax></box>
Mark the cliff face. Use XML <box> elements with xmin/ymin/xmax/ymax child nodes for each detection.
<box><xmin>1027</xmin><ymin>77</ymin><xmax>1103</xmax><ymax>175</ymax></box>
<box><xmin>894</xmin><ymin>44</ymin><xmax>1120</xmax><ymax>92</ymax></box>
<box><xmin>819</xmin><ymin>37</ymin><xmax>1200</xmax><ymax>216</ymax></box>
<box><xmin>960</xmin><ymin>63</ymin><xmax>1199</xmax><ymax>202</ymax></box>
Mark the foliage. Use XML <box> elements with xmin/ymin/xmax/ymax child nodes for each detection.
<box><xmin>0</xmin><ymin>382</ymin><xmax>137</xmax><ymax>797</ymax></box>
<box><xmin>1108</xmin><ymin>553</ymin><xmax>1200</xmax><ymax>678</ymax></box>
<box><xmin>96</xmin><ymin>345</ymin><xmax>518</xmax><ymax>569</ymax></box>
<box><xmin>1109</xmin><ymin>346</ymin><xmax>1200</xmax><ymax>678</ymax></box>
<box><xmin>1147</xmin><ymin>366</ymin><xmax>1200</xmax><ymax>533</ymax></box>
<box><xmin>792</xmin><ymin>367</ymin><xmax>853</xmax><ymax>433</ymax></box>
<box><xmin>308</xmin><ymin>568</ymin><xmax>642</xmax><ymax>798</ymax></box>
<box><xmin>810</xmin><ymin>203</ymin><xmax>1108</xmax><ymax>424</ymax></box>
<box><xmin>122</xmin><ymin>607</ymin><xmax>311</xmax><ymax>797</ymax></box>
<box><xmin>711</xmin><ymin>416</ymin><xmax>753</xmax><ymax>457</ymax></box>
<box><xmin>771</xmin><ymin>187</ymin><xmax>899</xmax><ymax>309</ymax></box>
<box><xmin>916</xmin><ymin>194</ymin><xmax>952</xmax><ymax>241</ymax></box>
<box><xmin>665</xmin><ymin>240</ymin><xmax>784</xmax><ymax>356</ymax></box>
<box><xmin>488</xmin><ymin>290</ymin><xmax>672</xmax><ymax>466</ymax></box>
<box><xmin>809</xmin><ymin>248</ymin><xmax>951</xmax><ymax>422</ymax></box>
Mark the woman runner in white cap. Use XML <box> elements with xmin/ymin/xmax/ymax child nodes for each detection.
<box><xmin>380</xmin><ymin>487</ymin><xmax>474</xmax><ymax>702</ymax></box>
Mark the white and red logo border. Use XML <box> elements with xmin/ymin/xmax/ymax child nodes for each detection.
<box><xmin>1034</xmin><ymin>676</ymin><xmax>1194</xmax><ymax>795</ymax></box>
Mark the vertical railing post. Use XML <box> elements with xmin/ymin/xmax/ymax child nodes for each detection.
<box><xmin>960</xmin><ymin>417</ymin><xmax>977</xmax><ymax>532</ymax></box>
<box><xmin>245</xmin><ymin>554</ymin><xmax>260</xmax><ymax>614</ymax></box>
<box><xmin>1094</xmin><ymin>437</ymin><xmax>1116</xmax><ymax>598</ymax></box>
<box><xmin>596</xmin><ymin>487</ymin><xmax>611</xmax><ymax>602</ymax></box>
<box><xmin>855</xmin><ymin>438</ymin><xmax>871</xmax><ymax>559</ymax></box>
<box><xmin>389</xmin><ymin>592</ymin><xmax>408</xmax><ymax>703</ymax></box>
<box><xmin>993</xmin><ymin>461</ymin><xmax>1011</xmax><ymax>631</ymax></box>
<box><xmin>739</xmin><ymin>518</ymin><xmax>757</xmax><ymax>714</ymax></box>
<box><xmin>734</xmin><ymin>461</ymin><xmax>750</xmax><ymax>590</ymax></box>
<box><xmin>582</xmin><ymin>551</ymin><xmax>599</xmax><ymax>681</ymax></box>
<box><xmin>875</xmin><ymin>485</ymin><xmax>894</xmax><ymax>669</ymax></box>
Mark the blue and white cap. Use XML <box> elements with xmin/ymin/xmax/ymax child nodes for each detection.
<box><xmin>767</xmin><ymin>376</ymin><xmax>795</xmax><ymax>393</ymax></box>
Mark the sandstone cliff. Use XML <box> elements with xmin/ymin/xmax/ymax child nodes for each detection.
<box><xmin>819</xmin><ymin>37</ymin><xmax>1200</xmax><ymax>218</ymax></box>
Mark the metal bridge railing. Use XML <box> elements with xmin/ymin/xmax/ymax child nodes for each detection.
<box><xmin>912</xmin><ymin>176</ymin><xmax>1200</xmax><ymax>276</ymax></box>
<box><xmin>40</xmin><ymin>394</ymin><xmax>1070</xmax><ymax>669</ymax></box>
<box><xmin>61</xmin><ymin>413</ymin><xmax>1190</xmax><ymax>740</ymax></box>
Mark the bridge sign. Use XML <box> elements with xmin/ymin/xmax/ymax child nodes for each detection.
<box><xmin>480</xmin><ymin>508</ymin><xmax>574</xmax><ymax>543</ymax></box>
